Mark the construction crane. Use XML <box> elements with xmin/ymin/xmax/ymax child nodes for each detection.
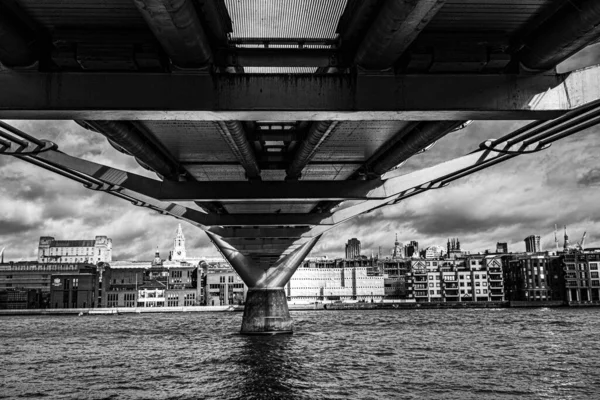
<box><xmin>0</xmin><ymin>247</ymin><xmax>4</xmax><ymax>263</ymax></box>
<box><xmin>577</xmin><ymin>232</ymin><xmax>587</xmax><ymax>251</ymax></box>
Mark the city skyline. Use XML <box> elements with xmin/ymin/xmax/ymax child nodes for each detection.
<box><xmin>1</xmin><ymin>118</ymin><xmax>599</xmax><ymax>261</ymax></box>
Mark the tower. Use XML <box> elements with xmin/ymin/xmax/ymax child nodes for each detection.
<box><xmin>563</xmin><ymin>225</ymin><xmax>570</xmax><ymax>251</ymax></box>
<box><xmin>172</xmin><ymin>224</ymin><xmax>187</xmax><ymax>261</ymax></box>
<box><xmin>554</xmin><ymin>224</ymin><xmax>559</xmax><ymax>251</ymax></box>
<box><xmin>391</xmin><ymin>233</ymin><xmax>403</xmax><ymax>259</ymax></box>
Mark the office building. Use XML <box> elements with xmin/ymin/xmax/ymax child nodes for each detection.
<box><xmin>496</xmin><ymin>242</ymin><xmax>508</xmax><ymax>254</ymax></box>
<box><xmin>524</xmin><ymin>235</ymin><xmax>541</xmax><ymax>253</ymax></box>
<box><xmin>345</xmin><ymin>238</ymin><xmax>361</xmax><ymax>259</ymax></box>
<box><xmin>205</xmin><ymin>265</ymin><xmax>247</xmax><ymax>306</ymax></box>
<box><xmin>404</xmin><ymin>241</ymin><xmax>419</xmax><ymax>258</ymax></box>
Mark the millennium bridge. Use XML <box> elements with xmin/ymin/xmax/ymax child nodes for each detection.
<box><xmin>1</xmin><ymin>0</ymin><xmax>600</xmax><ymax>334</ymax></box>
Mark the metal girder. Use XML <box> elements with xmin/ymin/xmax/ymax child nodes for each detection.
<box><xmin>207</xmin><ymin>227</ymin><xmax>311</xmax><ymax>239</ymax></box>
<box><xmin>354</xmin><ymin>0</ymin><xmax>446</xmax><ymax>69</ymax></box>
<box><xmin>3</xmin><ymin>69</ymin><xmax>599</xmax><ymax>120</ymax></box>
<box><xmin>216</xmin><ymin>48</ymin><xmax>338</xmax><ymax>68</ymax></box>
<box><xmin>132</xmin><ymin>0</ymin><xmax>212</xmax><ymax>68</ymax></box>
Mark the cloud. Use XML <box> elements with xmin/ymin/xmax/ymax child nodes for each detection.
<box><xmin>578</xmin><ymin>168</ymin><xmax>600</xmax><ymax>187</ymax></box>
<box><xmin>1</xmin><ymin>119</ymin><xmax>599</xmax><ymax>263</ymax></box>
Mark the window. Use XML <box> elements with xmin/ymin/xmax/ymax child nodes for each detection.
<box><xmin>476</xmin><ymin>289</ymin><xmax>481</xmax><ymax>294</ymax></box>
<box><xmin>429</xmin><ymin>290</ymin><xmax>434</xmax><ymax>295</ymax></box>
<box><xmin>107</xmin><ymin>293</ymin><xmax>118</xmax><ymax>307</ymax></box>
<box><xmin>482</xmin><ymin>282</ymin><xmax>487</xmax><ymax>287</ymax></box>
<box><xmin>591</xmin><ymin>272</ymin><xmax>599</xmax><ymax>278</ymax></box>
<box><xmin>592</xmin><ymin>280</ymin><xmax>600</xmax><ymax>287</ymax></box>
<box><xmin>475</xmin><ymin>274</ymin><xmax>480</xmax><ymax>279</ymax></box>
<box><xmin>483</xmin><ymin>289</ymin><xmax>488</xmax><ymax>294</ymax></box>
<box><xmin>167</xmin><ymin>293</ymin><xmax>179</xmax><ymax>307</ymax></box>
<box><xmin>184</xmin><ymin>293</ymin><xmax>196</xmax><ymax>306</ymax></box>
<box><xmin>429</xmin><ymin>283</ymin><xmax>434</xmax><ymax>288</ymax></box>
<box><xmin>475</xmin><ymin>282</ymin><xmax>480</xmax><ymax>287</ymax></box>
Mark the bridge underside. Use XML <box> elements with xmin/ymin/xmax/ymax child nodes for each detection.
<box><xmin>2</xmin><ymin>0</ymin><xmax>600</xmax><ymax>333</ymax></box>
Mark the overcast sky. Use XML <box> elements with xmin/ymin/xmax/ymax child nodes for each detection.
<box><xmin>1</xmin><ymin>116</ymin><xmax>598</xmax><ymax>262</ymax></box>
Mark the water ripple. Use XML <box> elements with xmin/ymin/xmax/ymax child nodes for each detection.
<box><xmin>1</xmin><ymin>309</ymin><xmax>599</xmax><ymax>399</ymax></box>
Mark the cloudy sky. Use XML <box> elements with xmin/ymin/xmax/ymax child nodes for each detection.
<box><xmin>1</xmin><ymin>116</ymin><xmax>599</xmax><ymax>262</ymax></box>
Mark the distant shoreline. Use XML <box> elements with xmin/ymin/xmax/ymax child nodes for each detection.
<box><xmin>1</xmin><ymin>300</ymin><xmax>596</xmax><ymax>316</ymax></box>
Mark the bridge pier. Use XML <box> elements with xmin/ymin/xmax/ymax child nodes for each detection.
<box><xmin>206</xmin><ymin>232</ymin><xmax>321</xmax><ymax>335</ymax></box>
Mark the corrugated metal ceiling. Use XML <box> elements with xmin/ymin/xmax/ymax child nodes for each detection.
<box><xmin>224</xmin><ymin>0</ymin><xmax>347</xmax><ymax>39</ymax></box>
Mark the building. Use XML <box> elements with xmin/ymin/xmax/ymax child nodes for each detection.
<box><xmin>404</xmin><ymin>241</ymin><xmax>419</xmax><ymax>258</ymax></box>
<box><xmin>524</xmin><ymin>235</ymin><xmax>541</xmax><ymax>253</ymax></box>
<box><xmin>0</xmin><ymin>262</ymin><xmax>99</xmax><ymax>307</ymax></box>
<box><xmin>504</xmin><ymin>255</ymin><xmax>564</xmax><ymax>302</ymax></box>
<box><xmin>286</xmin><ymin>265</ymin><xmax>385</xmax><ymax>302</ymax></box>
<box><xmin>447</xmin><ymin>238</ymin><xmax>463</xmax><ymax>259</ymax></box>
<box><xmin>205</xmin><ymin>265</ymin><xmax>247</xmax><ymax>306</ymax></box>
<box><xmin>422</xmin><ymin>245</ymin><xmax>446</xmax><ymax>259</ymax></box>
<box><xmin>406</xmin><ymin>256</ymin><xmax>504</xmax><ymax>303</ymax></box>
<box><xmin>563</xmin><ymin>252</ymin><xmax>600</xmax><ymax>304</ymax></box>
<box><xmin>391</xmin><ymin>234</ymin><xmax>404</xmax><ymax>259</ymax></box>
<box><xmin>169</xmin><ymin>224</ymin><xmax>187</xmax><ymax>261</ymax></box>
<box><xmin>496</xmin><ymin>242</ymin><xmax>508</xmax><ymax>254</ymax></box>
<box><xmin>345</xmin><ymin>238</ymin><xmax>361</xmax><ymax>259</ymax></box>
<box><xmin>49</xmin><ymin>267</ymin><xmax>99</xmax><ymax>308</ymax></box>
<box><xmin>0</xmin><ymin>289</ymin><xmax>43</xmax><ymax>309</ymax></box>
<box><xmin>102</xmin><ymin>250</ymin><xmax>202</xmax><ymax>308</ymax></box>
<box><xmin>38</xmin><ymin>236</ymin><xmax>112</xmax><ymax>264</ymax></box>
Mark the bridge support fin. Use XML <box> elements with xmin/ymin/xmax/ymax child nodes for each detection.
<box><xmin>206</xmin><ymin>232</ymin><xmax>322</xmax><ymax>334</ymax></box>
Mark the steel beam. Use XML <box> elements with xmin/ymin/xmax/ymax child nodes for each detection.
<box><xmin>207</xmin><ymin>227</ymin><xmax>311</xmax><ymax>239</ymax></box>
<box><xmin>132</xmin><ymin>0</ymin><xmax>212</xmax><ymax>68</ymax></box>
<box><xmin>354</xmin><ymin>0</ymin><xmax>446</xmax><ymax>69</ymax></box>
<box><xmin>3</xmin><ymin>70</ymin><xmax>599</xmax><ymax>120</ymax></box>
<box><xmin>216</xmin><ymin>48</ymin><xmax>338</xmax><ymax>68</ymax></box>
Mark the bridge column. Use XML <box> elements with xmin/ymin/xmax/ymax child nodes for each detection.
<box><xmin>206</xmin><ymin>232</ymin><xmax>321</xmax><ymax>335</ymax></box>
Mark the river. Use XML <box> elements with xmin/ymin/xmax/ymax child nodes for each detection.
<box><xmin>1</xmin><ymin>308</ymin><xmax>599</xmax><ymax>399</ymax></box>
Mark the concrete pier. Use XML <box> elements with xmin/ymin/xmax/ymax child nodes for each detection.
<box><xmin>241</xmin><ymin>289</ymin><xmax>293</xmax><ymax>335</ymax></box>
<box><xmin>206</xmin><ymin>232</ymin><xmax>322</xmax><ymax>334</ymax></box>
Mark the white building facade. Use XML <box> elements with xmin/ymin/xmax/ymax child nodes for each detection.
<box><xmin>286</xmin><ymin>266</ymin><xmax>385</xmax><ymax>302</ymax></box>
<box><xmin>38</xmin><ymin>236</ymin><xmax>112</xmax><ymax>264</ymax></box>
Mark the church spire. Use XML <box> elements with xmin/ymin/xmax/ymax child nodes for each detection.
<box><xmin>172</xmin><ymin>224</ymin><xmax>187</xmax><ymax>261</ymax></box>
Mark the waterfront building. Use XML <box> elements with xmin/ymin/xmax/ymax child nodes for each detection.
<box><xmin>563</xmin><ymin>252</ymin><xmax>600</xmax><ymax>304</ymax></box>
<box><xmin>504</xmin><ymin>255</ymin><xmax>564</xmax><ymax>302</ymax></box>
<box><xmin>406</xmin><ymin>256</ymin><xmax>504</xmax><ymax>303</ymax></box>
<box><xmin>102</xmin><ymin>250</ymin><xmax>202</xmax><ymax>308</ymax></box>
<box><xmin>286</xmin><ymin>265</ymin><xmax>385</xmax><ymax>302</ymax></box>
<box><xmin>345</xmin><ymin>238</ymin><xmax>361</xmax><ymax>259</ymax></box>
<box><xmin>524</xmin><ymin>235</ymin><xmax>542</xmax><ymax>253</ymax></box>
<box><xmin>496</xmin><ymin>242</ymin><xmax>508</xmax><ymax>254</ymax></box>
<box><xmin>383</xmin><ymin>277</ymin><xmax>407</xmax><ymax>299</ymax></box>
<box><xmin>205</xmin><ymin>265</ymin><xmax>246</xmax><ymax>306</ymax></box>
<box><xmin>38</xmin><ymin>236</ymin><xmax>112</xmax><ymax>264</ymax></box>
<box><xmin>49</xmin><ymin>267</ymin><xmax>99</xmax><ymax>308</ymax></box>
<box><xmin>0</xmin><ymin>289</ymin><xmax>44</xmax><ymax>309</ymax></box>
<box><xmin>404</xmin><ymin>241</ymin><xmax>419</xmax><ymax>258</ymax></box>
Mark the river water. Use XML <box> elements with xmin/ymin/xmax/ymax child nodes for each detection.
<box><xmin>1</xmin><ymin>308</ymin><xmax>599</xmax><ymax>399</ymax></box>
